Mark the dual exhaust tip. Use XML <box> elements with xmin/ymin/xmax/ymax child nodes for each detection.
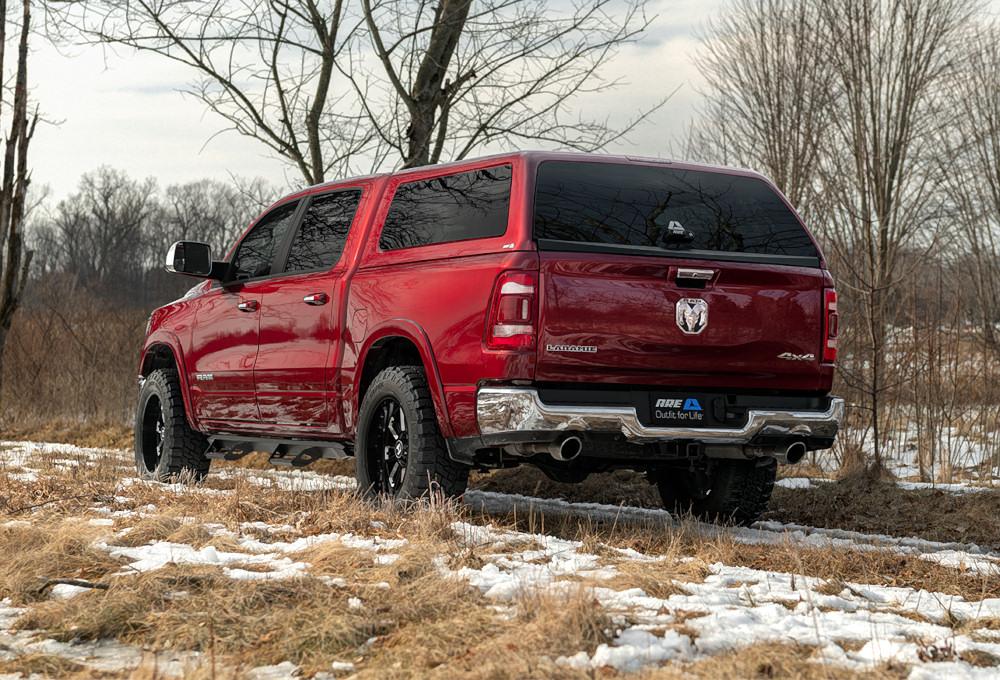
<box><xmin>513</xmin><ymin>435</ymin><xmax>584</xmax><ymax>462</ymax></box>
<box><xmin>552</xmin><ymin>435</ymin><xmax>583</xmax><ymax>462</ymax></box>
<box><xmin>515</xmin><ymin>436</ymin><xmax>805</xmax><ymax>465</ymax></box>
<box><xmin>783</xmin><ymin>441</ymin><xmax>807</xmax><ymax>464</ymax></box>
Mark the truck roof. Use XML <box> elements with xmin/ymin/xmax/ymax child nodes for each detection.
<box><xmin>296</xmin><ymin>150</ymin><xmax>771</xmax><ymax>197</ymax></box>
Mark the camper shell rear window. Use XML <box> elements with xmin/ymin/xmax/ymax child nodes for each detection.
<box><xmin>532</xmin><ymin>161</ymin><xmax>819</xmax><ymax>266</ymax></box>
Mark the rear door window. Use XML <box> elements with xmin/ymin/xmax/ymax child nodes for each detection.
<box><xmin>230</xmin><ymin>201</ymin><xmax>299</xmax><ymax>280</ymax></box>
<box><xmin>533</xmin><ymin>161</ymin><xmax>818</xmax><ymax>260</ymax></box>
<box><xmin>379</xmin><ymin>165</ymin><xmax>512</xmax><ymax>251</ymax></box>
<box><xmin>284</xmin><ymin>189</ymin><xmax>362</xmax><ymax>273</ymax></box>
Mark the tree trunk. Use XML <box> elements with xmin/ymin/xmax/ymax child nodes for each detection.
<box><xmin>0</xmin><ymin>0</ymin><xmax>34</xmax><ymax>417</ymax></box>
<box><xmin>402</xmin><ymin>0</ymin><xmax>471</xmax><ymax>168</ymax></box>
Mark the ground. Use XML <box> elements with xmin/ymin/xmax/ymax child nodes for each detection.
<box><xmin>0</xmin><ymin>440</ymin><xmax>999</xmax><ymax>679</ymax></box>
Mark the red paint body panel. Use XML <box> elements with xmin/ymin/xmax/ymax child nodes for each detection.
<box><xmin>139</xmin><ymin>151</ymin><xmax>837</xmax><ymax>446</ymax></box>
<box><xmin>253</xmin><ymin>270</ymin><xmax>337</xmax><ymax>427</ymax></box>
<box><xmin>535</xmin><ymin>253</ymin><xmax>834</xmax><ymax>392</ymax></box>
<box><xmin>188</xmin><ymin>284</ymin><xmax>264</xmax><ymax>424</ymax></box>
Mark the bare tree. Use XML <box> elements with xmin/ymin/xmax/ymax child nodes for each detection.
<box><xmin>691</xmin><ymin>0</ymin><xmax>981</xmax><ymax>471</ymax></box>
<box><xmin>0</xmin><ymin>0</ymin><xmax>37</xmax><ymax>409</ymax></box>
<box><xmin>817</xmin><ymin>0</ymin><xmax>975</xmax><ymax>469</ymax></box>
<box><xmin>688</xmin><ymin>0</ymin><xmax>832</xmax><ymax>211</ymax></box>
<box><xmin>51</xmin><ymin>0</ymin><xmax>661</xmax><ymax>182</ymax></box>
<box><xmin>357</xmin><ymin>0</ymin><xmax>660</xmax><ymax>168</ymax></box>
<box><xmin>159</xmin><ymin>178</ymin><xmax>279</xmax><ymax>260</ymax></box>
<box><xmin>42</xmin><ymin>167</ymin><xmax>158</xmax><ymax>290</ymax></box>
<box><xmin>49</xmin><ymin>0</ymin><xmax>369</xmax><ymax>184</ymax></box>
<box><xmin>943</xmin><ymin>22</ymin><xmax>1000</xmax><ymax>347</ymax></box>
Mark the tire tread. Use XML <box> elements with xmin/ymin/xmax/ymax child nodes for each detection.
<box><xmin>356</xmin><ymin>365</ymin><xmax>468</xmax><ymax>498</ymax></box>
<box><xmin>135</xmin><ymin>368</ymin><xmax>210</xmax><ymax>480</ymax></box>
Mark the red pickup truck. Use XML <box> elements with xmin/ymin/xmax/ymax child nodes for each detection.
<box><xmin>137</xmin><ymin>151</ymin><xmax>842</xmax><ymax>524</ymax></box>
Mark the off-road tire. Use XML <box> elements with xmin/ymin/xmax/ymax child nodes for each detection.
<box><xmin>355</xmin><ymin>365</ymin><xmax>469</xmax><ymax>500</ymax></box>
<box><xmin>135</xmin><ymin>368</ymin><xmax>211</xmax><ymax>482</ymax></box>
<box><xmin>656</xmin><ymin>458</ymin><xmax>776</xmax><ymax>526</ymax></box>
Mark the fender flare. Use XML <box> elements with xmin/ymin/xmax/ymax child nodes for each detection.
<box><xmin>139</xmin><ymin>331</ymin><xmax>200</xmax><ymax>432</ymax></box>
<box><xmin>353</xmin><ymin>320</ymin><xmax>453</xmax><ymax>438</ymax></box>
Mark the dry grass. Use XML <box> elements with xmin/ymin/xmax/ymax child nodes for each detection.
<box><xmin>0</xmin><ymin>653</ymin><xmax>89</xmax><ymax>676</ymax></box>
<box><xmin>598</xmin><ymin>558</ymin><xmax>704</xmax><ymax>599</ymax></box>
<box><xmin>640</xmin><ymin>642</ymin><xmax>904</xmax><ymax>679</ymax></box>
<box><xmin>0</xmin><ymin>420</ymin><xmax>133</xmax><ymax>450</ymax></box>
<box><xmin>767</xmin><ymin>467</ymin><xmax>1000</xmax><ymax>550</ymax></box>
<box><xmin>18</xmin><ymin>565</ymin><xmax>395</xmax><ymax>674</ymax></box>
<box><xmin>215</xmin><ymin>450</ymin><xmax>355</xmax><ymax>476</ymax></box>
<box><xmin>14</xmin><ymin>521</ymin><xmax>617</xmax><ymax>679</ymax></box>
<box><xmin>107</xmin><ymin>514</ymin><xmax>221</xmax><ymax>550</ymax></box>
<box><xmin>473</xmin><ymin>466</ymin><xmax>663</xmax><ymax>508</ymax></box>
<box><xmin>477</xmin><ymin>507</ymin><xmax>1000</xmax><ymax>604</ymax></box>
<box><xmin>2</xmin><ymin>442</ymin><xmax>999</xmax><ymax>677</ymax></box>
<box><xmin>356</xmin><ymin>585</ymin><xmax>615</xmax><ymax>679</ymax></box>
<box><xmin>474</xmin><ymin>463</ymin><xmax>1000</xmax><ymax>553</ymax></box>
<box><xmin>0</xmin><ymin>519</ymin><xmax>123</xmax><ymax>604</ymax></box>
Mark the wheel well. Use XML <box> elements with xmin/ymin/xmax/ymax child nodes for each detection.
<box><xmin>358</xmin><ymin>337</ymin><xmax>424</xmax><ymax>405</ymax></box>
<box><xmin>140</xmin><ymin>344</ymin><xmax>178</xmax><ymax>377</ymax></box>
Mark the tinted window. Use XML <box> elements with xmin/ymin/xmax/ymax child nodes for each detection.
<box><xmin>231</xmin><ymin>201</ymin><xmax>298</xmax><ymax>279</ymax></box>
<box><xmin>533</xmin><ymin>161</ymin><xmax>817</xmax><ymax>258</ymax></box>
<box><xmin>285</xmin><ymin>190</ymin><xmax>362</xmax><ymax>272</ymax></box>
<box><xmin>379</xmin><ymin>165</ymin><xmax>512</xmax><ymax>251</ymax></box>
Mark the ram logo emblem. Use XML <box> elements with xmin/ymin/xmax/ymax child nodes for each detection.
<box><xmin>675</xmin><ymin>298</ymin><xmax>708</xmax><ymax>335</ymax></box>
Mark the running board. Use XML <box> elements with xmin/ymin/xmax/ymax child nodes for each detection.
<box><xmin>206</xmin><ymin>436</ymin><xmax>353</xmax><ymax>469</ymax></box>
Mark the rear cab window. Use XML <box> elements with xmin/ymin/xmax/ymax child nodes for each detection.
<box><xmin>378</xmin><ymin>165</ymin><xmax>512</xmax><ymax>251</ymax></box>
<box><xmin>284</xmin><ymin>189</ymin><xmax>362</xmax><ymax>273</ymax></box>
<box><xmin>532</xmin><ymin>161</ymin><xmax>819</xmax><ymax>267</ymax></box>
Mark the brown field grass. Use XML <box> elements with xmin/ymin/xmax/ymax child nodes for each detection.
<box><xmin>476</xmin><ymin>464</ymin><xmax>1000</xmax><ymax>551</ymax></box>
<box><xmin>0</xmin><ymin>440</ymin><xmax>998</xmax><ymax>677</ymax></box>
<box><xmin>639</xmin><ymin>642</ymin><xmax>903</xmax><ymax>679</ymax></box>
<box><xmin>0</xmin><ymin>420</ymin><xmax>133</xmax><ymax>449</ymax></box>
<box><xmin>0</xmin><ymin>519</ymin><xmax>123</xmax><ymax>604</ymax></box>
<box><xmin>767</xmin><ymin>469</ymin><xmax>1000</xmax><ymax>550</ymax></box>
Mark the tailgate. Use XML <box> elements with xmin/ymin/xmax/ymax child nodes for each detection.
<box><xmin>530</xmin><ymin>158</ymin><xmax>832</xmax><ymax>392</ymax></box>
<box><xmin>535</xmin><ymin>252</ymin><xmax>828</xmax><ymax>391</ymax></box>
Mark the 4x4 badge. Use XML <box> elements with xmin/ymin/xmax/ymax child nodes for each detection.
<box><xmin>676</xmin><ymin>298</ymin><xmax>708</xmax><ymax>335</ymax></box>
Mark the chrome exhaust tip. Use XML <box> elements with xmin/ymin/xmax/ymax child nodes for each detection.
<box><xmin>784</xmin><ymin>441</ymin><xmax>807</xmax><ymax>464</ymax></box>
<box><xmin>552</xmin><ymin>435</ymin><xmax>583</xmax><ymax>462</ymax></box>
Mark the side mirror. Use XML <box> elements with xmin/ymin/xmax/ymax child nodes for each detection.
<box><xmin>165</xmin><ymin>241</ymin><xmax>217</xmax><ymax>278</ymax></box>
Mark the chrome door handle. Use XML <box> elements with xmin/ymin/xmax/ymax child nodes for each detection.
<box><xmin>676</xmin><ymin>268</ymin><xmax>716</xmax><ymax>281</ymax></box>
<box><xmin>237</xmin><ymin>300</ymin><xmax>259</xmax><ymax>312</ymax></box>
<box><xmin>303</xmin><ymin>293</ymin><xmax>329</xmax><ymax>306</ymax></box>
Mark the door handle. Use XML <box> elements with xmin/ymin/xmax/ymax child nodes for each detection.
<box><xmin>303</xmin><ymin>293</ymin><xmax>329</xmax><ymax>306</ymax></box>
<box><xmin>237</xmin><ymin>300</ymin><xmax>259</xmax><ymax>312</ymax></box>
<box><xmin>676</xmin><ymin>268</ymin><xmax>716</xmax><ymax>281</ymax></box>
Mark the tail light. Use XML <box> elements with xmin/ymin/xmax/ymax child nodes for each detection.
<box><xmin>485</xmin><ymin>270</ymin><xmax>537</xmax><ymax>350</ymax></box>
<box><xmin>822</xmin><ymin>288</ymin><xmax>838</xmax><ymax>363</ymax></box>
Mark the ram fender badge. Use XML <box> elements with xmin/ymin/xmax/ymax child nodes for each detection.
<box><xmin>675</xmin><ymin>298</ymin><xmax>708</xmax><ymax>335</ymax></box>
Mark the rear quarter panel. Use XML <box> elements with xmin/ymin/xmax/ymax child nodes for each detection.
<box><xmin>345</xmin><ymin>157</ymin><xmax>537</xmax><ymax>438</ymax></box>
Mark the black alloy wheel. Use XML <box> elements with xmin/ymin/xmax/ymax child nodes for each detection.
<box><xmin>366</xmin><ymin>396</ymin><xmax>409</xmax><ymax>494</ymax></box>
<box><xmin>354</xmin><ymin>365</ymin><xmax>469</xmax><ymax>500</ymax></box>
<box><xmin>134</xmin><ymin>368</ymin><xmax>211</xmax><ymax>482</ymax></box>
<box><xmin>139</xmin><ymin>394</ymin><xmax>165</xmax><ymax>473</ymax></box>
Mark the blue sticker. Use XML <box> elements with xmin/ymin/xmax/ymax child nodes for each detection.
<box><xmin>683</xmin><ymin>398</ymin><xmax>703</xmax><ymax>412</ymax></box>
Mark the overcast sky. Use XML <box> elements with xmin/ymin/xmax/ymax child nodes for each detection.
<box><xmin>29</xmin><ymin>0</ymin><xmax>1000</xmax><ymax>200</ymax></box>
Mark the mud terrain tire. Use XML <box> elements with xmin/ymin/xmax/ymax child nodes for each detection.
<box><xmin>656</xmin><ymin>458</ymin><xmax>776</xmax><ymax>526</ymax></box>
<box><xmin>356</xmin><ymin>366</ymin><xmax>469</xmax><ymax>500</ymax></box>
<box><xmin>135</xmin><ymin>368</ymin><xmax>211</xmax><ymax>481</ymax></box>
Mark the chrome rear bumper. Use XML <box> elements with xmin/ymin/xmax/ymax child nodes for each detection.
<box><xmin>476</xmin><ymin>387</ymin><xmax>844</xmax><ymax>445</ymax></box>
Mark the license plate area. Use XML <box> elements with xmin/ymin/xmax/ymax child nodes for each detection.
<box><xmin>648</xmin><ymin>394</ymin><xmax>716</xmax><ymax>428</ymax></box>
